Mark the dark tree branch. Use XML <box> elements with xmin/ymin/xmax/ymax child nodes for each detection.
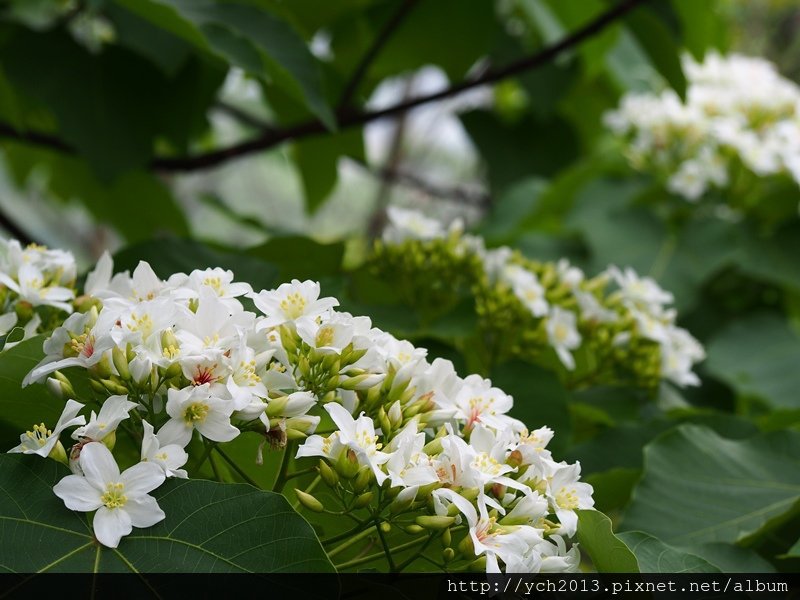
<box><xmin>0</xmin><ymin>0</ymin><xmax>647</xmax><ymax>173</ymax></box>
<box><xmin>150</xmin><ymin>0</ymin><xmax>646</xmax><ymax>172</ymax></box>
<box><xmin>337</xmin><ymin>0</ymin><xmax>420</xmax><ymax>111</ymax></box>
<box><xmin>0</xmin><ymin>122</ymin><xmax>75</xmax><ymax>154</ymax></box>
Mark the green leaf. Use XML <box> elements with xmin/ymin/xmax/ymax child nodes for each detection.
<box><xmin>248</xmin><ymin>236</ymin><xmax>344</xmax><ymax>281</ymax></box>
<box><xmin>671</xmin><ymin>0</ymin><xmax>727</xmax><ymax>59</ymax></box>
<box><xmin>0</xmin><ymin>326</ymin><xmax>25</xmax><ymax>350</ymax></box>
<box><xmin>4</xmin><ymin>144</ymin><xmax>189</xmax><ymax>243</ymax></box>
<box><xmin>784</xmin><ymin>538</ymin><xmax>800</xmax><ymax>559</ymax></box>
<box><xmin>0</xmin><ymin>335</ymin><xmax>64</xmax><ymax>448</ymax></box>
<box><xmin>623</xmin><ymin>425</ymin><xmax>800</xmax><ymax>545</ymax></box>
<box><xmin>576</xmin><ymin>510</ymin><xmax>640</xmax><ymax>573</ymax></box>
<box><xmin>491</xmin><ymin>362</ymin><xmax>571</xmax><ymax>454</ymax></box>
<box><xmin>116</xmin><ymin>0</ymin><xmax>334</xmax><ymax>128</ymax></box>
<box><xmin>1</xmin><ymin>27</ymin><xmax>168</xmax><ymax>178</ymax></box>
<box><xmin>705</xmin><ymin>313</ymin><xmax>800</xmax><ymax>410</ymax></box>
<box><xmin>0</xmin><ymin>453</ymin><xmax>334</xmax><ymax>573</ymax></box>
<box><xmin>461</xmin><ymin>110</ymin><xmax>580</xmax><ymax>196</ymax></box>
<box><xmin>625</xmin><ymin>9</ymin><xmax>687</xmax><ymax>99</ymax></box>
<box><xmin>617</xmin><ymin>532</ymin><xmax>720</xmax><ymax>573</ymax></box>
<box><xmin>692</xmin><ymin>542</ymin><xmax>776</xmax><ymax>572</ymax></box>
<box><xmin>292</xmin><ymin>128</ymin><xmax>364</xmax><ymax>214</ymax></box>
<box><xmin>584</xmin><ymin>468</ymin><xmax>640</xmax><ymax>514</ymax></box>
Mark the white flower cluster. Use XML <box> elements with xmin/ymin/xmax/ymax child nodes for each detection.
<box><xmin>0</xmin><ymin>238</ymin><xmax>77</xmax><ymax>345</ymax></box>
<box><xmin>605</xmin><ymin>52</ymin><xmax>800</xmax><ymax>201</ymax></box>
<box><xmin>11</xmin><ymin>249</ymin><xmax>592</xmax><ymax>573</ymax></box>
<box><xmin>383</xmin><ymin>207</ymin><xmax>705</xmax><ymax>388</ymax></box>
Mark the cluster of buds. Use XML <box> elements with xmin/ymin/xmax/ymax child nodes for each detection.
<box><xmin>9</xmin><ymin>246</ymin><xmax>593</xmax><ymax>573</ymax></box>
<box><xmin>0</xmin><ymin>237</ymin><xmax>78</xmax><ymax>349</ymax></box>
<box><xmin>605</xmin><ymin>52</ymin><xmax>800</xmax><ymax>207</ymax></box>
<box><xmin>372</xmin><ymin>208</ymin><xmax>704</xmax><ymax>390</ymax></box>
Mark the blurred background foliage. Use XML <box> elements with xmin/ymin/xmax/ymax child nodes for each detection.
<box><xmin>1</xmin><ymin>0</ymin><xmax>800</xmax><ymax>573</ymax></box>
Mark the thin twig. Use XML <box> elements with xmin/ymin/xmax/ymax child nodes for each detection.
<box><xmin>337</xmin><ymin>0</ymin><xmax>420</xmax><ymax>110</ymax></box>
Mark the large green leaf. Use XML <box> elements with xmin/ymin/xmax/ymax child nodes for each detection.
<box><xmin>623</xmin><ymin>425</ymin><xmax>800</xmax><ymax>546</ymax></box>
<box><xmin>0</xmin><ymin>336</ymin><xmax>63</xmax><ymax>449</ymax></box>
<box><xmin>248</xmin><ymin>236</ymin><xmax>345</xmax><ymax>281</ymax></box>
<box><xmin>0</xmin><ymin>454</ymin><xmax>334</xmax><ymax>573</ymax></box>
<box><xmin>115</xmin><ymin>0</ymin><xmax>334</xmax><ymax>128</ymax></box>
<box><xmin>618</xmin><ymin>532</ymin><xmax>720</xmax><ymax>573</ymax></box>
<box><xmin>705</xmin><ymin>313</ymin><xmax>800</xmax><ymax>410</ymax></box>
<box><xmin>576</xmin><ymin>510</ymin><xmax>639</xmax><ymax>573</ymax></box>
<box><xmin>625</xmin><ymin>9</ymin><xmax>687</xmax><ymax>99</ymax></box>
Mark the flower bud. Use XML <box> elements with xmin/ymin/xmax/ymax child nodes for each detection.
<box><xmin>101</xmin><ymin>430</ymin><xmax>116</xmax><ymax>450</ymax></box>
<box><xmin>390</xmin><ymin>486</ymin><xmax>417</xmax><ymax>514</ymax></box>
<box><xmin>388</xmin><ymin>401</ymin><xmax>403</xmax><ymax>428</ymax></box>
<box><xmin>339</xmin><ymin>373</ymin><xmax>385</xmax><ymax>391</ymax></box>
<box><xmin>14</xmin><ymin>300</ymin><xmax>33</xmax><ymax>322</ymax></box>
<box><xmin>285</xmin><ymin>429</ymin><xmax>307</xmax><ymax>441</ymax></box>
<box><xmin>458</xmin><ymin>534</ymin><xmax>475</xmax><ymax>557</ymax></box>
<box><xmin>422</xmin><ymin>438</ymin><xmax>443</xmax><ymax>455</ymax></box>
<box><xmin>265</xmin><ymin>395</ymin><xmax>289</xmax><ymax>417</ymax></box>
<box><xmin>469</xmin><ymin>556</ymin><xmax>487</xmax><ymax>572</ymax></box>
<box><xmin>442</xmin><ymin>547</ymin><xmax>455</xmax><ymax>563</ymax></box>
<box><xmin>318</xmin><ymin>460</ymin><xmax>338</xmax><ymax>487</ymax></box>
<box><xmin>73</xmin><ymin>295</ymin><xmax>103</xmax><ymax>314</ymax></box>
<box><xmin>295</xmin><ymin>489</ymin><xmax>324</xmax><ymax>513</ymax></box>
<box><xmin>405</xmin><ymin>524</ymin><xmax>424</xmax><ymax>535</ymax></box>
<box><xmin>415</xmin><ymin>515</ymin><xmax>455</xmax><ymax>531</ymax></box>
<box><xmin>112</xmin><ymin>346</ymin><xmax>131</xmax><ymax>381</ymax></box>
<box><xmin>441</xmin><ymin>527</ymin><xmax>451</xmax><ymax>548</ymax></box>
<box><xmin>88</xmin><ymin>379</ymin><xmax>107</xmax><ymax>394</ymax></box>
<box><xmin>47</xmin><ymin>439</ymin><xmax>68</xmax><ymax>466</ymax></box>
<box><xmin>101</xmin><ymin>378</ymin><xmax>129</xmax><ymax>396</ymax></box>
<box><xmin>354</xmin><ymin>492</ymin><xmax>374</xmax><ymax>508</ymax></box>
<box><xmin>335</xmin><ymin>449</ymin><xmax>360</xmax><ymax>479</ymax></box>
<box><xmin>163</xmin><ymin>361</ymin><xmax>183</xmax><ymax>380</ymax></box>
<box><xmin>379</xmin><ymin>521</ymin><xmax>391</xmax><ymax>534</ymax></box>
<box><xmin>353</xmin><ymin>466</ymin><xmax>372</xmax><ymax>492</ymax></box>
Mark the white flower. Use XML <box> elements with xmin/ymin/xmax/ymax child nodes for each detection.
<box><xmin>608</xmin><ymin>266</ymin><xmax>674</xmax><ymax>313</ymax></box>
<box><xmin>53</xmin><ymin>442</ymin><xmax>165</xmax><ymax>548</ymax></box>
<box><xmin>545</xmin><ymin>307</ymin><xmax>581</xmax><ymax>370</ymax></box>
<box><xmin>8</xmin><ymin>399</ymin><xmax>85</xmax><ymax>456</ymax></box>
<box><xmin>159</xmin><ymin>385</ymin><xmax>239</xmax><ymax>447</ymax></box>
<box><xmin>383</xmin><ymin>207</ymin><xmax>447</xmax><ymax>244</ymax></box>
<box><xmin>547</xmin><ymin>462</ymin><xmax>594</xmax><ymax>536</ymax></box>
<box><xmin>0</xmin><ymin>263</ymin><xmax>74</xmax><ymax>312</ymax></box>
<box><xmin>503</xmin><ymin>265</ymin><xmax>548</xmax><ymax>317</ymax></box>
<box><xmin>141</xmin><ymin>420</ymin><xmax>188</xmax><ymax>478</ymax></box>
<box><xmin>72</xmin><ymin>395</ymin><xmax>138</xmax><ymax>442</ymax></box>
<box><xmin>431</xmin><ymin>374</ymin><xmax>519</xmax><ymax>432</ymax></box>
<box><xmin>251</xmin><ymin>280</ymin><xmax>338</xmax><ymax>328</ymax></box>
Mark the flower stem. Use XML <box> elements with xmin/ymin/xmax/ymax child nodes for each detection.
<box><xmin>214</xmin><ymin>446</ymin><xmax>262</xmax><ymax>489</ymax></box>
<box><xmin>272</xmin><ymin>441</ymin><xmax>294</xmax><ymax>493</ymax></box>
<box><xmin>333</xmin><ymin>537</ymin><xmax>428</xmax><ymax>571</ymax></box>
<box><xmin>326</xmin><ymin>525</ymin><xmax>377</xmax><ymax>558</ymax></box>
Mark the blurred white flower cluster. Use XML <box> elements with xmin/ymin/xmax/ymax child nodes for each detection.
<box><xmin>382</xmin><ymin>208</ymin><xmax>705</xmax><ymax>388</ymax></box>
<box><xmin>0</xmin><ymin>238</ymin><xmax>77</xmax><ymax>348</ymax></box>
<box><xmin>10</xmin><ymin>241</ymin><xmax>592</xmax><ymax>572</ymax></box>
<box><xmin>605</xmin><ymin>52</ymin><xmax>800</xmax><ymax>201</ymax></box>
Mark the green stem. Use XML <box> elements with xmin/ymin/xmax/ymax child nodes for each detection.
<box><xmin>374</xmin><ymin>514</ymin><xmax>396</xmax><ymax>571</ymax></box>
<box><xmin>322</xmin><ymin>519</ymin><xmax>373</xmax><ymax>546</ymax></box>
<box><xmin>326</xmin><ymin>525</ymin><xmax>377</xmax><ymax>558</ymax></box>
<box><xmin>214</xmin><ymin>447</ymin><xmax>262</xmax><ymax>489</ymax></box>
<box><xmin>272</xmin><ymin>441</ymin><xmax>295</xmax><ymax>493</ymax></box>
<box><xmin>395</xmin><ymin>532</ymin><xmax>436</xmax><ymax>572</ymax></box>
<box><xmin>333</xmin><ymin>537</ymin><xmax>428</xmax><ymax>571</ymax></box>
<box><xmin>284</xmin><ymin>467</ymin><xmax>317</xmax><ymax>481</ymax></box>
<box><xmin>208</xmin><ymin>448</ymin><xmax>224</xmax><ymax>483</ymax></box>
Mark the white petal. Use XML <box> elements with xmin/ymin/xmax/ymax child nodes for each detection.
<box><xmin>53</xmin><ymin>475</ymin><xmax>103</xmax><ymax>512</ymax></box>
<box><xmin>93</xmin><ymin>506</ymin><xmax>132</xmax><ymax>548</ymax></box>
<box><xmin>120</xmin><ymin>462</ymin><xmax>165</xmax><ymax>496</ymax></box>
<box><xmin>124</xmin><ymin>495</ymin><xmax>165</xmax><ymax>528</ymax></box>
<box><xmin>80</xmin><ymin>443</ymin><xmax>120</xmax><ymax>489</ymax></box>
<box><xmin>157</xmin><ymin>418</ymin><xmax>193</xmax><ymax>448</ymax></box>
<box><xmin>197</xmin><ymin>413</ymin><xmax>239</xmax><ymax>443</ymax></box>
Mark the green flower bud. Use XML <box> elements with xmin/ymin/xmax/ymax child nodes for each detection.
<box><xmin>14</xmin><ymin>300</ymin><xmax>34</xmax><ymax>322</ymax></box>
<box><xmin>101</xmin><ymin>430</ymin><xmax>116</xmax><ymax>451</ymax></box>
<box><xmin>335</xmin><ymin>449</ymin><xmax>360</xmax><ymax>479</ymax></box>
<box><xmin>441</xmin><ymin>527</ymin><xmax>451</xmax><ymax>548</ymax></box>
<box><xmin>73</xmin><ymin>295</ymin><xmax>103</xmax><ymax>314</ymax></box>
<box><xmin>318</xmin><ymin>460</ymin><xmax>338</xmax><ymax>487</ymax></box>
<box><xmin>112</xmin><ymin>346</ymin><xmax>131</xmax><ymax>381</ymax></box>
<box><xmin>442</xmin><ymin>547</ymin><xmax>455</xmax><ymax>563</ymax></box>
<box><xmin>101</xmin><ymin>378</ymin><xmax>129</xmax><ymax>395</ymax></box>
<box><xmin>354</xmin><ymin>492</ymin><xmax>374</xmax><ymax>509</ymax></box>
<box><xmin>469</xmin><ymin>556</ymin><xmax>487</xmax><ymax>572</ymax></box>
<box><xmin>88</xmin><ymin>379</ymin><xmax>107</xmax><ymax>394</ymax></box>
<box><xmin>458</xmin><ymin>534</ymin><xmax>475</xmax><ymax>557</ymax></box>
<box><xmin>353</xmin><ymin>466</ymin><xmax>372</xmax><ymax>492</ymax></box>
<box><xmin>285</xmin><ymin>429</ymin><xmax>307</xmax><ymax>441</ymax></box>
<box><xmin>379</xmin><ymin>521</ymin><xmax>391</xmax><ymax>534</ymax></box>
<box><xmin>265</xmin><ymin>395</ymin><xmax>289</xmax><ymax>417</ymax></box>
<box><xmin>422</xmin><ymin>438</ymin><xmax>443</xmax><ymax>455</ymax></box>
<box><xmin>415</xmin><ymin>515</ymin><xmax>455</xmax><ymax>531</ymax></box>
<box><xmin>295</xmin><ymin>489</ymin><xmax>324</xmax><ymax>513</ymax></box>
<box><xmin>47</xmin><ymin>439</ymin><xmax>68</xmax><ymax>466</ymax></box>
<box><xmin>405</xmin><ymin>524</ymin><xmax>425</xmax><ymax>535</ymax></box>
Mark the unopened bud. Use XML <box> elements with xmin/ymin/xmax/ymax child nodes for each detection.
<box><xmin>415</xmin><ymin>515</ymin><xmax>455</xmax><ymax>531</ymax></box>
<box><xmin>285</xmin><ymin>429</ymin><xmax>307</xmax><ymax>441</ymax></box>
<box><xmin>319</xmin><ymin>460</ymin><xmax>338</xmax><ymax>487</ymax></box>
<box><xmin>73</xmin><ymin>295</ymin><xmax>103</xmax><ymax>314</ymax></box>
<box><xmin>163</xmin><ymin>362</ymin><xmax>182</xmax><ymax>379</ymax></box>
<box><xmin>379</xmin><ymin>521</ymin><xmax>391</xmax><ymax>533</ymax></box>
<box><xmin>388</xmin><ymin>401</ymin><xmax>403</xmax><ymax>428</ymax></box>
<box><xmin>101</xmin><ymin>430</ymin><xmax>116</xmax><ymax>450</ymax></box>
<box><xmin>295</xmin><ymin>489</ymin><xmax>324</xmax><ymax>513</ymax></box>
<box><xmin>89</xmin><ymin>379</ymin><xmax>107</xmax><ymax>394</ymax></box>
<box><xmin>441</xmin><ymin>527</ymin><xmax>451</xmax><ymax>547</ymax></box>
<box><xmin>47</xmin><ymin>440</ymin><xmax>68</xmax><ymax>466</ymax></box>
<box><xmin>101</xmin><ymin>378</ymin><xmax>129</xmax><ymax>395</ymax></box>
<box><xmin>506</xmin><ymin>449</ymin><xmax>524</xmax><ymax>468</ymax></box>
<box><xmin>335</xmin><ymin>449</ymin><xmax>360</xmax><ymax>479</ymax></box>
<box><xmin>265</xmin><ymin>395</ymin><xmax>289</xmax><ymax>417</ymax></box>
<box><xmin>14</xmin><ymin>300</ymin><xmax>33</xmax><ymax>322</ymax></box>
<box><xmin>354</xmin><ymin>466</ymin><xmax>372</xmax><ymax>492</ymax></box>
<box><xmin>354</xmin><ymin>492</ymin><xmax>374</xmax><ymax>508</ymax></box>
<box><xmin>405</xmin><ymin>524</ymin><xmax>424</xmax><ymax>535</ymax></box>
<box><xmin>442</xmin><ymin>547</ymin><xmax>455</xmax><ymax>563</ymax></box>
<box><xmin>469</xmin><ymin>556</ymin><xmax>487</xmax><ymax>572</ymax></box>
<box><xmin>422</xmin><ymin>438</ymin><xmax>443</xmax><ymax>455</ymax></box>
<box><xmin>112</xmin><ymin>346</ymin><xmax>131</xmax><ymax>381</ymax></box>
